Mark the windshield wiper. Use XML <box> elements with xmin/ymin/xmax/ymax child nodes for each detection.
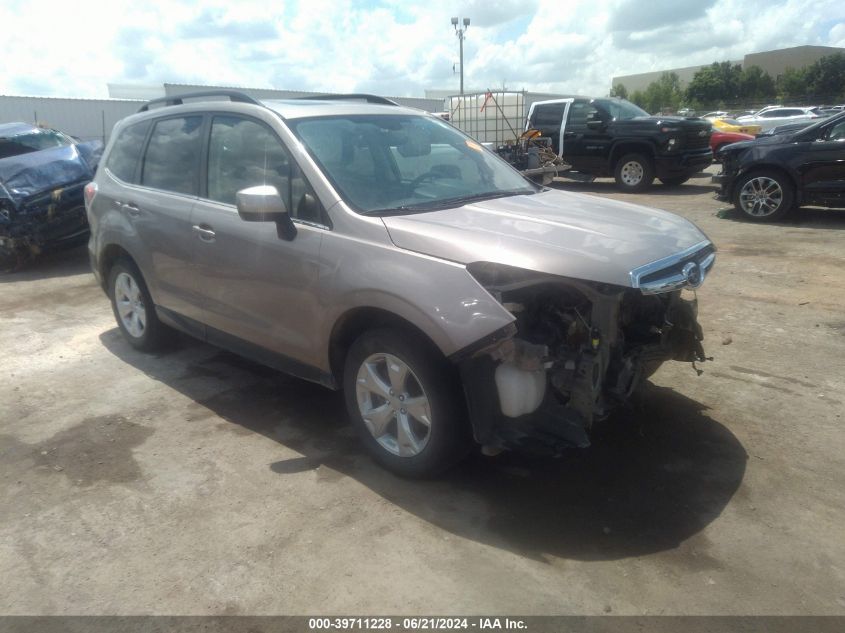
<box><xmin>368</xmin><ymin>189</ymin><xmax>535</xmax><ymax>216</ymax></box>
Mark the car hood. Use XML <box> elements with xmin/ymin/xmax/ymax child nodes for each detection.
<box><xmin>381</xmin><ymin>189</ymin><xmax>709</xmax><ymax>288</ymax></box>
<box><xmin>0</xmin><ymin>141</ymin><xmax>103</xmax><ymax>206</ymax></box>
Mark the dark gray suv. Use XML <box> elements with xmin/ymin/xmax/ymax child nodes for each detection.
<box><xmin>86</xmin><ymin>91</ymin><xmax>715</xmax><ymax>477</ymax></box>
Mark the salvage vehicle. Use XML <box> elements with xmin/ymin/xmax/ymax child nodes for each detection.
<box><xmin>714</xmin><ymin>111</ymin><xmax>845</xmax><ymax>221</ymax></box>
<box><xmin>0</xmin><ymin>122</ymin><xmax>102</xmax><ymax>270</ymax></box>
<box><xmin>88</xmin><ymin>91</ymin><xmax>716</xmax><ymax>476</ymax></box>
<box><xmin>447</xmin><ymin>93</ymin><xmax>713</xmax><ymax>191</ymax></box>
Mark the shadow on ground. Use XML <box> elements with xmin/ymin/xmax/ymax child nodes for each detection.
<box><xmin>0</xmin><ymin>244</ymin><xmax>89</xmax><ymax>283</ymax></box>
<box><xmin>714</xmin><ymin>205</ymin><xmax>845</xmax><ymax>230</ymax></box>
<box><xmin>100</xmin><ymin>328</ymin><xmax>747</xmax><ymax>563</ymax></box>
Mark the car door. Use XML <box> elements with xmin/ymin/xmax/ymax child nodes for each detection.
<box><xmin>798</xmin><ymin>118</ymin><xmax>845</xmax><ymax>205</ymax></box>
<box><xmin>131</xmin><ymin>114</ymin><xmax>205</xmax><ymax>322</ymax></box>
<box><xmin>562</xmin><ymin>99</ymin><xmax>610</xmax><ymax>172</ymax></box>
<box><xmin>190</xmin><ymin>113</ymin><xmax>327</xmax><ymax>368</ymax></box>
<box><xmin>526</xmin><ymin>100</ymin><xmax>571</xmax><ymax>155</ymax></box>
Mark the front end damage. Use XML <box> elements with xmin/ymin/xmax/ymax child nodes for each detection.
<box><xmin>0</xmin><ymin>141</ymin><xmax>102</xmax><ymax>271</ymax></box>
<box><xmin>456</xmin><ymin>254</ymin><xmax>712</xmax><ymax>455</ymax></box>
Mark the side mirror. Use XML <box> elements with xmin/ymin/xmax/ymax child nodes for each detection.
<box><xmin>586</xmin><ymin>119</ymin><xmax>605</xmax><ymax>131</ymax></box>
<box><xmin>235</xmin><ymin>185</ymin><xmax>297</xmax><ymax>240</ymax></box>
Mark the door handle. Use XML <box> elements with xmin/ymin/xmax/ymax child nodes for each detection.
<box><xmin>122</xmin><ymin>203</ymin><xmax>141</xmax><ymax>217</ymax></box>
<box><xmin>192</xmin><ymin>224</ymin><xmax>216</xmax><ymax>242</ymax></box>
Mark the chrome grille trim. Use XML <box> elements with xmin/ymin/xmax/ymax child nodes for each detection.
<box><xmin>629</xmin><ymin>240</ymin><xmax>716</xmax><ymax>295</ymax></box>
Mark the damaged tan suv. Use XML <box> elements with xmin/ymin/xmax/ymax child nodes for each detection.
<box><xmin>86</xmin><ymin>91</ymin><xmax>715</xmax><ymax>477</ymax></box>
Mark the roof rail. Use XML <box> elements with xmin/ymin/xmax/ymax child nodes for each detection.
<box><xmin>297</xmin><ymin>93</ymin><xmax>399</xmax><ymax>106</ymax></box>
<box><xmin>137</xmin><ymin>90</ymin><xmax>262</xmax><ymax>113</ymax></box>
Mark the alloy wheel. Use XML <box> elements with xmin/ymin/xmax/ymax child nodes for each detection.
<box><xmin>114</xmin><ymin>272</ymin><xmax>146</xmax><ymax>338</ymax></box>
<box><xmin>355</xmin><ymin>353</ymin><xmax>432</xmax><ymax>457</ymax></box>
<box><xmin>738</xmin><ymin>176</ymin><xmax>784</xmax><ymax>217</ymax></box>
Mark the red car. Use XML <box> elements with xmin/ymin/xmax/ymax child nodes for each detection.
<box><xmin>711</xmin><ymin>130</ymin><xmax>754</xmax><ymax>158</ymax></box>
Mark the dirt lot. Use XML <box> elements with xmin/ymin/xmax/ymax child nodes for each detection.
<box><xmin>1</xmin><ymin>167</ymin><xmax>844</xmax><ymax>615</ymax></box>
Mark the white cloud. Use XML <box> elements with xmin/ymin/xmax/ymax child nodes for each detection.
<box><xmin>0</xmin><ymin>0</ymin><xmax>843</xmax><ymax>99</ymax></box>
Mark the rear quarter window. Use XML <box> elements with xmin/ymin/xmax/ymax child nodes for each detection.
<box><xmin>105</xmin><ymin>120</ymin><xmax>151</xmax><ymax>183</ymax></box>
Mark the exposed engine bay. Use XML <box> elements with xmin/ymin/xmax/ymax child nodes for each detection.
<box><xmin>458</xmin><ymin>265</ymin><xmax>708</xmax><ymax>454</ymax></box>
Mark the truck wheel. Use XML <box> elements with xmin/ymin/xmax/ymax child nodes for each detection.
<box><xmin>733</xmin><ymin>170</ymin><xmax>794</xmax><ymax>222</ymax></box>
<box><xmin>108</xmin><ymin>258</ymin><xmax>168</xmax><ymax>351</ymax></box>
<box><xmin>343</xmin><ymin>328</ymin><xmax>470</xmax><ymax>478</ymax></box>
<box><xmin>659</xmin><ymin>177</ymin><xmax>689</xmax><ymax>187</ymax></box>
<box><xmin>614</xmin><ymin>154</ymin><xmax>654</xmax><ymax>192</ymax></box>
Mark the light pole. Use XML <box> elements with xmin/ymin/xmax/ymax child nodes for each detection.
<box><xmin>451</xmin><ymin>17</ymin><xmax>470</xmax><ymax>95</ymax></box>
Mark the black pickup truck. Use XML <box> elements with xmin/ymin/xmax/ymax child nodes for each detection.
<box><xmin>525</xmin><ymin>97</ymin><xmax>713</xmax><ymax>191</ymax></box>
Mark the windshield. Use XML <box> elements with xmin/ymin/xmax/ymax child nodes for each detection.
<box><xmin>288</xmin><ymin>114</ymin><xmax>537</xmax><ymax>215</ymax></box>
<box><xmin>593</xmin><ymin>98</ymin><xmax>650</xmax><ymax>121</ymax></box>
<box><xmin>0</xmin><ymin>129</ymin><xmax>73</xmax><ymax>160</ymax></box>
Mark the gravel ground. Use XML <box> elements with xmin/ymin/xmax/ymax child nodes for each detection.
<box><xmin>1</xmin><ymin>166</ymin><xmax>844</xmax><ymax>615</ymax></box>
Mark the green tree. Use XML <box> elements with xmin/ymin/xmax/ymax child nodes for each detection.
<box><xmin>609</xmin><ymin>83</ymin><xmax>628</xmax><ymax>99</ymax></box>
<box><xmin>626</xmin><ymin>73</ymin><xmax>683</xmax><ymax>113</ymax></box>
<box><xmin>629</xmin><ymin>89</ymin><xmax>646</xmax><ymax>109</ymax></box>
<box><xmin>804</xmin><ymin>53</ymin><xmax>845</xmax><ymax>100</ymax></box>
<box><xmin>686</xmin><ymin>61</ymin><xmax>742</xmax><ymax>106</ymax></box>
<box><xmin>777</xmin><ymin>66</ymin><xmax>808</xmax><ymax>100</ymax></box>
<box><xmin>738</xmin><ymin>65</ymin><xmax>776</xmax><ymax>101</ymax></box>
<box><xmin>645</xmin><ymin>72</ymin><xmax>683</xmax><ymax>112</ymax></box>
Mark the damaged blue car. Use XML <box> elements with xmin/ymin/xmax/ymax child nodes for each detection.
<box><xmin>0</xmin><ymin>122</ymin><xmax>102</xmax><ymax>271</ymax></box>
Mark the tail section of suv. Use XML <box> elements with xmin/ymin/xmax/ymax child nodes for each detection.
<box><xmin>526</xmin><ymin>97</ymin><xmax>713</xmax><ymax>191</ymax></box>
<box><xmin>88</xmin><ymin>91</ymin><xmax>715</xmax><ymax>477</ymax></box>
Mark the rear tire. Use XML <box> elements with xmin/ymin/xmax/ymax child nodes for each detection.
<box><xmin>614</xmin><ymin>153</ymin><xmax>654</xmax><ymax>192</ymax></box>
<box><xmin>343</xmin><ymin>328</ymin><xmax>470</xmax><ymax>477</ymax></box>
<box><xmin>108</xmin><ymin>258</ymin><xmax>168</xmax><ymax>351</ymax></box>
<box><xmin>732</xmin><ymin>169</ymin><xmax>795</xmax><ymax>222</ymax></box>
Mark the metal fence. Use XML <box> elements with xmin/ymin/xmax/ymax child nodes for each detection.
<box><xmin>0</xmin><ymin>96</ymin><xmax>142</xmax><ymax>143</ymax></box>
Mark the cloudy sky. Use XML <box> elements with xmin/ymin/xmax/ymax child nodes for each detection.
<box><xmin>1</xmin><ymin>0</ymin><xmax>844</xmax><ymax>99</ymax></box>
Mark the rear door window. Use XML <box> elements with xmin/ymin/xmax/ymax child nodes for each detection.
<box><xmin>531</xmin><ymin>104</ymin><xmax>566</xmax><ymax>128</ymax></box>
<box><xmin>140</xmin><ymin>116</ymin><xmax>203</xmax><ymax>195</ymax></box>
<box><xmin>105</xmin><ymin>120</ymin><xmax>151</xmax><ymax>183</ymax></box>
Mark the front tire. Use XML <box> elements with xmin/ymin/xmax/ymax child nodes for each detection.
<box><xmin>733</xmin><ymin>170</ymin><xmax>795</xmax><ymax>222</ymax></box>
<box><xmin>614</xmin><ymin>153</ymin><xmax>654</xmax><ymax>192</ymax></box>
<box><xmin>343</xmin><ymin>328</ymin><xmax>470</xmax><ymax>477</ymax></box>
<box><xmin>108</xmin><ymin>258</ymin><xmax>168</xmax><ymax>351</ymax></box>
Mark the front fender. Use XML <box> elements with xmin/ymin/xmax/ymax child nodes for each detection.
<box><xmin>317</xmin><ymin>232</ymin><xmax>515</xmax><ymax>369</ymax></box>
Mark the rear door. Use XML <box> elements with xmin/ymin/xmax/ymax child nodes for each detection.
<box><xmin>526</xmin><ymin>100</ymin><xmax>571</xmax><ymax>155</ymax></box>
<box><xmin>190</xmin><ymin>114</ymin><xmax>327</xmax><ymax>367</ymax></box>
<box><xmin>129</xmin><ymin>115</ymin><xmax>205</xmax><ymax>322</ymax></box>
